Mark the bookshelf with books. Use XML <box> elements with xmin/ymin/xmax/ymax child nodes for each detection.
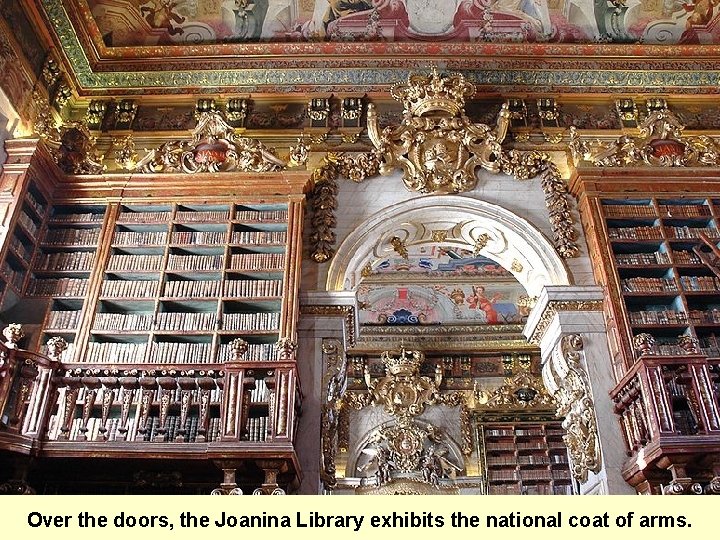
<box><xmin>571</xmin><ymin>168</ymin><xmax>720</xmax><ymax>494</ymax></box>
<box><xmin>481</xmin><ymin>422</ymin><xmax>572</xmax><ymax>495</ymax></box>
<box><xmin>0</xmin><ymin>145</ymin><xmax>310</xmax><ymax>493</ymax></box>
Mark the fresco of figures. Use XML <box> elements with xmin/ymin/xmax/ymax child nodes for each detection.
<box><xmin>358</xmin><ymin>247</ymin><xmax>528</xmax><ymax>326</ymax></box>
<box><xmin>86</xmin><ymin>0</ymin><xmax>720</xmax><ymax>46</ymax></box>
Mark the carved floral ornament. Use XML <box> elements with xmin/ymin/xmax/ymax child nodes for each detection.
<box><xmin>136</xmin><ymin>111</ymin><xmax>285</xmax><ymax>174</ymax></box>
<box><xmin>568</xmin><ymin>102</ymin><xmax>720</xmax><ymax>168</ymax></box>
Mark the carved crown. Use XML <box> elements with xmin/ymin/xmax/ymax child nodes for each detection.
<box><xmin>390</xmin><ymin>68</ymin><xmax>475</xmax><ymax>117</ymax></box>
<box><xmin>381</xmin><ymin>347</ymin><xmax>424</xmax><ymax>376</ymax></box>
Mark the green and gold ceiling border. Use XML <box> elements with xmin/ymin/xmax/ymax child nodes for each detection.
<box><xmin>40</xmin><ymin>0</ymin><xmax>720</xmax><ymax>95</ymax></box>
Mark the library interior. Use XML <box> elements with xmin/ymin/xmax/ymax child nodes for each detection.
<box><xmin>1</xmin><ymin>0</ymin><xmax>720</xmax><ymax>496</ymax></box>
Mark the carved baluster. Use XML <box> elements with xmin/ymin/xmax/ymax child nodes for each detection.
<box><xmin>57</xmin><ymin>376</ymin><xmax>81</xmax><ymax>440</ymax></box>
<box><xmin>196</xmin><ymin>377</ymin><xmax>215</xmax><ymax>442</ymax></box>
<box><xmin>9</xmin><ymin>361</ymin><xmax>39</xmax><ymax>429</ymax></box>
<box><xmin>97</xmin><ymin>377</ymin><xmax>118</xmax><ymax>440</ymax></box>
<box><xmin>78</xmin><ymin>376</ymin><xmax>100</xmax><ymax>441</ymax></box>
<box><xmin>117</xmin><ymin>377</ymin><xmax>139</xmax><ymax>440</ymax></box>
<box><xmin>175</xmin><ymin>377</ymin><xmax>197</xmax><ymax>442</ymax></box>
<box><xmin>135</xmin><ymin>376</ymin><xmax>157</xmax><ymax>441</ymax></box>
<box><xmin>155</xmin><ymin>377</ymin><xmax>177</xmax><ymax>442</ymax></box>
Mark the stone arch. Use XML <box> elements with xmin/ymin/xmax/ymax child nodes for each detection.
<box><xmin>326</xmin><ymin>194</ymin><xmax>571</xmax><ymax>297</ymax></box>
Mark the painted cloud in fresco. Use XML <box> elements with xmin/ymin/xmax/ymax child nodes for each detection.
<box><xmin>86</xmin><ymin>0</ymin><xmax>720</xmax><ymax>46</ymax></box>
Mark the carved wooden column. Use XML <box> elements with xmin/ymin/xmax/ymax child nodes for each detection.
<box><xmin>525</xmin><ymin>285</ymin><xmax>635</xmax><ymax>494</ymax></box>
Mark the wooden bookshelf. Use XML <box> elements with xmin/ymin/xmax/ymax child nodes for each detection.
<box><xmin>571</xmin><ymin>168</ymin><xmax>720</xmax><ymax>494</ymax></box>
<box><xmin>481</xmin><ymin>422</ymin><xmax>572</xmax><ymax>495</ymax></box>
<box><xmin>0</xmin><ymin>141</ymin><xmax>310</xmax><ymax>493</ymax></box>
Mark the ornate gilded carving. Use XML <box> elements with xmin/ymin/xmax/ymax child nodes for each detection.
<box><xmin>633</xmin><ymin>333</ymin><xmax>656</xmax><ymax>357</ymax></box>
<box><xmin>528</xmin><ymin>300</ymin><xmax>604</xmax><ymax>345</ymax></box>
<box><xmin>320</xmin><ymin>339</ymin><xmax>347</xmax><ymax>490</ymax></box>
<box><xmin>275</xmin><ymin>338</ymin><xmax>297</xmax><ymax>361</ymax></box>
<box><xmin>474</xmin><ymin>363</ymin><xmax>555</xmax><ymax>411</ymax></box>
<box><xmin>367</xmin><ymin>68</ymin><xmax>509</xmax><ymax>194</ymax></box>
<box><xmin>364</xmin><ymin>348</ymin><xmax>441</xmax><ymax>418</ymax></box>
<box><xmin>3</xmin><ymin>323</ymin><xmax>24</xmax><ymax>349</ymax></box>
<box><xmin>54</xmin><ymin>123</ymin><xmax>105</xmax><ymax>175</ymax></box>
<box><xmin>136</xmin><ymin>111</ymin><xmax>285</xmax><ymax>174</ymax></box>
<box><xmin>389</xmin><ymin>236</ymin><xmax>408</xmax><ymax>259</ymax></box>
<box><xmin>31</xmin><ymin>91</ymin><xmax>58</xmax><ymax>140</ymax></box>
<box><xmin>288</xmin><ymin>136</ymin><xmax>310</xmax><ymax>167</ymax></box>
<box><xmin>356</xmin><ymin>422</ymin><xmax>462</xmax><ymax>488</ymax></box>
<box><xmin>45</xmin><ymin>336</ymin><xmax>68</xmax><ymax>362</ymax></box>
<box><xmin>500</xmin><ymin>150</ymin><xmax>579</xmax><ymax>259</ymax></box>
<box><xmin>113</xmin><ymin>135</ymin><xmax>138</xmax><ymax>170</ymax></box>
<box><xmin>569</xmin><ymin>104</ymin><xmax>720</xmax><ymax>168</ymax></box>
<box><xmin>229</xmin><ymin>337</ymin><xmax>248</xmax><ymax>361</ymax></box>
<box><xmin>308</xmin><ymin>157</ymin><xmax>339</xmax><ymax>263</ymax></box>
<box><xmin>544</xmin><ymin>334</ymin><xmax>601</xmax><ymax>483</ymax></box>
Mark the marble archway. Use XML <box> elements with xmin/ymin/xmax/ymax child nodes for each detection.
<box><xmin>326</xmin><ymin>194</ymin><xmax>571</xmax><ymax>296</ymax></box>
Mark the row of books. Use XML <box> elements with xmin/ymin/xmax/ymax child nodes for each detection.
<box><xmin>10</xmin><ymin>236</ymin><xmax>34</xmax><ymax>260</ymax></box>
<box><xmin>488</xmin><ymin>470</ymin><xmax>518</xmax><ymax>481</ymax></box>
<box><xmin>101</xmin><ymin>279</ymin><xmax>160</xmax><ymax>298</ymax></box>
<box><xmin>100</xmin><ymin>278</ymin><xmax>282</xmax><ymax>299</ymax></box>
<box><xmin>45</xmin><ymin>228</ymin><xmax>101</xmax><ymax>246</ymax></box>
<box><xmin>224</xmin><ymin>278</ymin><xmax>283</xmax><ymax>297</ymax></box>
<box><xmin>516</xmin><ymin>442</ymin><xmax>546</xmax><ymax>450</ymax></box>
<box><xmin>217</xmin><ymin>343</ymin><xmax>279</xmax><ymax>362</ymax></box>
<box><xmin>107</xmin><ymin>254</ymin><xmax>164</xmax><ymax>271</ymax></box>
<box><xmin>230</xmin><ymin>253</ymin><xmax>285</xmax><ymax>270</ymax></box>
<box><xmin>604</xmin><ymin>204</ymin><xmax>656</xmax><ymax>217</ymax></box>
<box><xmin>36</xmin><ymin>251</ymin><xmax>95</xmax><ymax>271</ymax></box>
<box><xmin>608</xmin><ymin>226</ymin><xmax>663</xmax><ymax>240</ymax></box>
<box><xmin>51</xmin><ymin>212</ymin><xmax>105</xmax><ymax>223</ymax></box>
<box><xmin>17</xmin><ymin>212</ymin><xmax>39</xmax><ymax>235</ymax></box>
<box><xmin>235</xmin><ymin>209</ymin><xmax>288</xmax><ymax>222</ymax></box>
<box><xmin>167</xmin><ymin>254</ymin><xmax>224</xmax><ymax>271</ymax></box>
<box><xmin>85</xmin><ymin>342</ymin><xmax>148</xmax><ymax>363</ymax></box>
<box><xmin>486</xmin><ymin>456</ymin><xmax>518</xmax><ymax>466</ymax></box>
<box><xmin>93</xmin><ymin>312</ymin><xmax>155</xmax><ymax>332</ymax></box>
<box><xmin>659</xmin><ymin>204</ymin><xmax>712</xmax><ymax>217</ymax></box>
<box><xmin>615</xmin><ymin>251</ymin><xmax>670</xmax><ymax>266</ymax></box>
<box><xmin>244</xmin><ymin>416</ymin><xmax>268</xmax><ymax>442</ymax></box>
<box><xmin>25</xmin><ymin>191</ymin><xmax>46</xmax><ymax>217</ymax></box>
<box><xmin>629</xmin><ymin>310</ymin><xmax>688</xmax><ymax>325</ymax></box>
<box><xmin>151</xmin><ymin>341</ymin><xmax>213</xmax><ymax>364</ymax></box>
<box><xmin>113</xmin><ymin>231</ymin><xmax>168</xmax><ymax>246</ymax></box>
<box><xmin>222</xmin><ymin>312</ymin><xmax>280</xmax><ymax>331</ymax></box>
<box><xmin>688</xmin><ymin>309</ymin><xmax>720</xmax><ymax>324</ymax></box>
<box><xmin>1</xmin><ymin>264</ymin><xmax>25</xmax><ymax>288</ymax></box>
<box><xmin>485</xmin><ymin>428</ymin><xmax>514</xmax><ymax>437</ymax></box>
<box><xmin>175</xmin><ymin>210</ymin><xmax>229</xmax><ymax>222</ymax></box>
<box><xmin>71</xmin><ymin>386</ymin><xmax>223</xmax><ymax>408</ymax></box>
<box><xmin>519</xmin><ymin>470</ymin><xmax>552</xmax><ymax>481</ymax></box>
<box><xmin>171</xmin><ymin>231</ymin><xmax>226</xmax><ymax>244</ymax></box>
<box><xmin>666</xmin><ymin>226</ymin><xmax>720</xmax><ymax>239</ymax></box>
<box><xmin>517</xmin><ymin>455</ymin><xmax>550</xmax><ymax>465</ymax></box>
<box><xmin>29</xmin><ymin>277</ymin><xmax>89</xmax><ymax>297</ymax></box>
<box><xmin>514</xmin><ymin>428</ymin><xmax>544</xmax><ymax>436</ymax></box>
<box><xmin>673</xmin><ymin>250</ymin><xmax>703</xmax><ymax>264</ymax></box>
<box><xmin>156</xmin><ymin>311</ymin><xmax>218</xmax><ymax>331</ymax></box>
<box><xmin>47</xmin><ymin>310</ymin><xmax>82</xmax><ymax>330</ymax></box>
<box><xmin>117</xmin><ymin>211</ymin><xmax>172</xmax><ymax>223</ymax></box>
<box><xmin>231</xmin><ymin>231</ymin><xmax>286</xmax><ymax>244</ymax></box>
<box><xmin>620</xmin><ymin>277</ymin><xmax>678</xmax><ymax>293</ymax></box>
<box><xmin>679</xmin><ymin>276</ymin><xmax>720</xmax><ymax>292</ymax></box>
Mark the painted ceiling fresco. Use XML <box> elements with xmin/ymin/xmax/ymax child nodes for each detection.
<box><xmin>358</xmin><ymin>247</ymin><xmax>529</xmax><ymax>327</ymax></box>
<box><xmin>87</xmin><ymin>0</ymin><xmax>719</xmax><ymax>46</ymax></box>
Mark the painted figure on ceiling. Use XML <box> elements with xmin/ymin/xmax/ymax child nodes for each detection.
<box><xmin>140</xmin><ymin>0</ymin><xmax>186</xmax><ymax>35</ymax></box>
<box><xmin>466</xmin><ymin>285</ymin><xmax>502</xmax><ymax>323</ymax></box>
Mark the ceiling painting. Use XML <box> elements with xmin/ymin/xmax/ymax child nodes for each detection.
<box><xmin>85</xmin><ymin>0</ymin><xmax>720</xmax><ymax>47</ymax></box>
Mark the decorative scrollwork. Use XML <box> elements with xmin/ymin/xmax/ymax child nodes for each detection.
<box><xmin>544</xmin><ymin>334</ymin><xmax>601</xmax><ymax>483</ymax></box>
<box><xmin>367</xmin><ymin>68</ymin><xmax>509</xmax><ymax>194</ymax></box>
<box><xmin>136</xmin><ymin>111</ymin><xmax>285</xmax><ymax>174</ymax></box>
<box><xmin>500</xmin><ymin>150</ymin><xmax>579</xmax><ymax>259</ymax></box>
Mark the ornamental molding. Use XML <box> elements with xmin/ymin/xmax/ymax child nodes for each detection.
<box><xmin>527</xmin><ymin>300</ymin><xmax>604</xmax><ymax>346</ymax></box>
<box><xmin>543</xmin><ymin>334</ymin><xmax>601</xmax><ymax>483</ymax></box>
<box><xmin>300</xmin><ymin>304</ymin><xmax>357</xmax><ymax>347</ymax></box>
<box><xmin>569</xmin><ymin>103</ymin><xmax>720</xmax><ymax>168</ymax></box>
<box><xmin>135</xmin><ymin>111</ymin><xmax>285</xmax><ymax>174</ymax></box>
<box><xmin>367</xmin><ymin>68</ymin><xmax>509</xmax><ymax>194</ymax></box>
